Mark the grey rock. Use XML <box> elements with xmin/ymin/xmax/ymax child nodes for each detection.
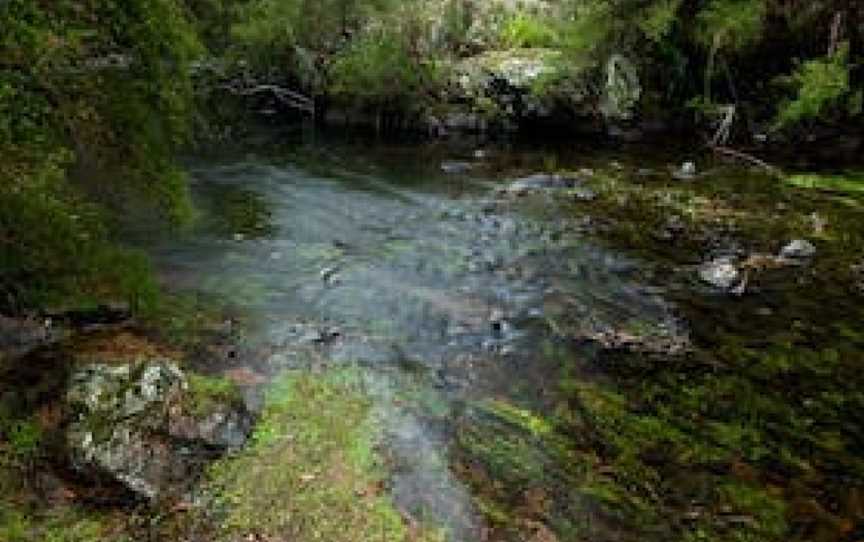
<box><xmin>673</xmin><ymin>161</ymin><xmax>697</xmax><ymax>180</ymax></box>
<box><xmin>504</xmin><ymin>173</ymin><xmax>579</xmax><ymax>196</ymax></box>
<box><xmin>65</xmin><ymin>362</ymin><xmax>251</xmax><ymax>501</ymax></box>
<box><xmin>698</xmin><ymin>258</ymin><xmax>741</xmax><ymax>291</ymax></box>
<box><xmin>600</xmin><ymin>55</ymin><xmax>641</xmax><ymax>121</ymax></box>
<box><xmin>65</xmin><ymin>362</ymin><xmax>186</xmax><ymax>500</ymax></box>
<box><xmin>779</xmin><ymin>239</ymin><xmax>816</xmax><ymax>260</ymax></box>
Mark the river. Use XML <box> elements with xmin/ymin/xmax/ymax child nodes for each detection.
<box><xmin>136</xmin><ymin>132</ymin><xmax>864</xmax><ymax>542</ymax></box>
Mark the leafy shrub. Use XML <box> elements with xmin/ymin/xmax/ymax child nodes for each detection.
<box><xmin>775</xmin><ymin>44</ymin><xmax>853</xmax><ymax>128</ymax></box>
<box><xmin>499</xmin><ymin>13</ymin><xmax>559</xmax><ymax>49</ymax></box>
<box><xmin>696</xmin><ymin>0</ymin><xmax>765</xmax><ymax>53</ymax></box>
<box><xmin>0</xmin><ymin>0</ymin><xmax>200</xmax><ymax>313</ymax></box>
<box><xmin>328</xmin><ymin>29</ymin><xmax>442</xmax><ymax>111</ymax></box>
<box><xmin>637</xmin><ymin>0</ymin><xmax>682</xmax><ymax>43</ymax></box>
<box><xmin>0</xmin><ymin>151</ymin><xmax>159</xmax><ymax>312</ymax></box>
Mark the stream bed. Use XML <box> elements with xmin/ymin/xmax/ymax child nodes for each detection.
<box><xmin>4</xmin><ymin>133</ymin><xmax>863</xmax><ymax>542</ymax></box>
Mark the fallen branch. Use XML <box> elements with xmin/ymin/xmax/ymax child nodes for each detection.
<box><xmin>218</xmin><ymin>81</ymin><xmax>315</xmax><ymax>115</ymax></box>
<box><xmin>709</xmin><ymin>145</ymin><xmax>784</xmax><ymax>178</ymax></box>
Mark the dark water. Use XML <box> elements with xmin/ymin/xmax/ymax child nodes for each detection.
<box><xmin>140</xmin><ymin>134</ymin><xmax>864</xmax><ymax>541</ymax></box>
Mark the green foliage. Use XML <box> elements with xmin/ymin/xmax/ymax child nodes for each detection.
<box><xmin>696</xmin><ymin>0</ymin><xmax>765</xmax><ymax>53</ymax></box>
<box><xmin>5</xmin><ymin>420</ymin><xmax>42</xmax><ymax>461</ymax></box>
<box><xmin>0</xmin><ymin>0</ymin><xmax>201</xmax><ymax>312</ymax></box>
<box><xmin>499</xmin><ymin>13</ymin><xmax>559</xmax><ymax>49</ymax></box>
<box><xmin>0</xmin><ymin>151</ymin><xmax>159</xmax><ymax>312</ymax></box>
<box><xmin>637</xmin><ymin>0</ymin><xmax>682</xmax><ymax>43</ymax></box>
<box><xmin>329</xmin><ymin>27</ymin><xmax>442</xmax><ymax>111</ymax></box>
<box><xmin>0</xmin><ymin>507</ymin><xmax>114</xmax><ymax>542</ymax></box>
<box><xmin>786</xmin><ymin>172</ymin><xmax>864</xmax><ymax>194</ymax></box>
<box><xmin>556</xmin><ymin>3</ymin><xmax>615</xmax><ymax>57</ymax></box>
<box><xmin>231</xmin><ymin>0</ymin><xmax>396</xmax><ymax>90</ymax></box>
<box><xmin>775</xmin><ymin>44</ymin><xmax>853</xmax><ymax>128</ymax></box>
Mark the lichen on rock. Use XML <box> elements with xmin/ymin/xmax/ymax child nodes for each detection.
<box><xmin>64</xmin><ymin>361</ymin><xmax>252</xmax><ymax>501</ymax></box>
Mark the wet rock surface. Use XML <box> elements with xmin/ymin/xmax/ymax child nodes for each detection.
<box><xmin>779</xmin><ymin>238</ymin><xmax>816</xmax><ymax>260</ymax></box>
<box><xmin>499</xmin><ymin>173</ymin><xmax>584</xmax><ymax>196</ymax></box>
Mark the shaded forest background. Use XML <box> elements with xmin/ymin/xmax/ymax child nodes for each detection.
<box><xmin>1</xmin><ymin>0</ymin><xmax>862</xmax><ymax>313</ymax></box>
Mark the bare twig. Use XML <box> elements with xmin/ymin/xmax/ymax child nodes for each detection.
<box><xmin>710</xmin><ymin>104</ymin><xmax>736</xmax><ymax>147</ymax></box>
<box><xmin>829</xmin><ymin>10</ymin><xmax>845</xmax><ymax>55</ymax></box>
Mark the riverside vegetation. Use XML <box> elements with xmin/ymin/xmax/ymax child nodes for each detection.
<box><xmin>1</xmin><ymin>1</ymin><xmax>864</xmax><ymax>542</ymax></box>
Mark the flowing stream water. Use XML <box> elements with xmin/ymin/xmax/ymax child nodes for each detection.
<box><xmin>133</xmin><ymin>134</ymin><xmax>864</xmax><ymax>541</ymax></box>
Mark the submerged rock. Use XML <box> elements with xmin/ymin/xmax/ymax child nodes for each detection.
<box><xmin>501</xmin><ymin>173</ymin><xmax>581</xmax><ymax>196</ymax></box>
<box><xmin>64</xmin><ymin>361</ymin><xmax>252</xmax><ymax>501</ymax></box>
<box><xmin>779</xmin><ymin>239</ymin><xmax>816</xmax><ymax>260</ymax></box>
<box><xmin>698</xmin><ymin>257</ymin><xmax>742</xmax><ymax>291</ymax></box>
<box><xmin>440</xmin><ymin>161</ymin><xmax>474</xmax><ymax>174</ymax></box>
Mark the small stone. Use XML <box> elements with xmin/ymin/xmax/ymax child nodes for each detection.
<box><xmin>779</xmin><ymin>239</ymin><xmax>816</xmax><ymax>260</ymax></box>
<box><xmin>299</xmin><ymin>330</ymin><xmax>325</xmax><ymax>344</ymax></box>
<box><xmin>673</xmin><ymin>161</ymin><xmax>697</xmax><ymax>180</ymax></box>
<box><xmin>320</xmin><ymin>267</ymin><xmax>339</xmax><ymax>283</ymax></box>
<box><xmin>698</xmin><ymin>258</ymin><xmax>741</xmax><ymax>290</ymax></box>
<box><xmin>571</xmin><ymin>187</ymin><xmax>597</xmax><ymax>202</ymax></box>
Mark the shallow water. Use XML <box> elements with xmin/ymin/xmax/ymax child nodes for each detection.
<box><xmin>137</xmin><ymin>133</ymin><xmax>864</xmax><ymax>541</ymax></box>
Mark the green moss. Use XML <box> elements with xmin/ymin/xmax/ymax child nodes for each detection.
<box><xmin>499</xmin><ymin>14</ymin><xmax>560</xmax><ymax>48</ymax></box>
<box><xmin>209</xmin><ymin>187</ymin><xmax>274</xmax><ymax>238</ymax></box>
<box><xmin>0</xmin><ymin>507</ymin><xmax>122</xmax><ymax>542</ymax></box>
<box><xmin>202</xmin><ymin>370</ymin><xmax>444</xmax><ymax>542</ymax></box>
<box><xmin>786</xmin><ymin>172</ymin><xmax>864</xmax><ymax>196</ymax></box>
<box><xmin>186</xmin><ymin>374</ymin><xmax>243</xmax><ymax>417</ymax></box>
<box><xmin>140</xmin><ymin>292</ymin><xmax>233</xmax><ymax>348</ymax></box>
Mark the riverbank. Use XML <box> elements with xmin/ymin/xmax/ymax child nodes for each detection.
<box><xmin>2</xmin><ymin>136</ymin><xmax>863</xmax><ymax>541</ymax></box>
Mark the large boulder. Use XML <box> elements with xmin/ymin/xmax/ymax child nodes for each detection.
<box><xmin>430</xmin><ymin>49</ymin><xmax>595</xmax><ymax>134</ymax></box>
<box><xmin>432</xmin><ymin>49</ymin><xmax>641</xmax><ymax>135</ymax></box>
<box><xmin>65</xmin><ymin>361</ymin><xmax>252</xmax><ymax>501</ymax></box>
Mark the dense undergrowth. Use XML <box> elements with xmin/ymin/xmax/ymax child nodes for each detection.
<box><xmin>0</xmin><ymin>0</ymin><xmax>199</xmax><ymax>313</ymax></box>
